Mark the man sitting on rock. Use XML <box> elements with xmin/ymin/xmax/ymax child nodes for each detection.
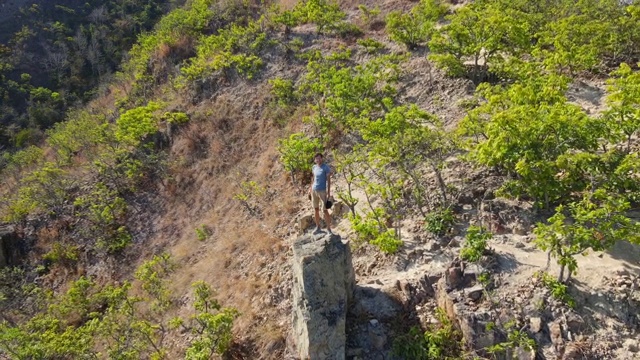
<box><xmin>308</xmin><ymin>153</ymin><xmax>332</xmax><ymax>234</ymax></box>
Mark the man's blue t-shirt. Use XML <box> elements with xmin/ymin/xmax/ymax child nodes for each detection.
<box><xmin>312</xmin><ymin>163</ymin><xmax>331</xmax><ymax>191</ymax></box>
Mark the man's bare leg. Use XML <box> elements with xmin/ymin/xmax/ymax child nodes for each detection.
<box><xmin>324</xmin><ymin>210</ymin><xmax>332</xmax><ymax>233</ymax></box>
<box><xmin>314</xmin><ymin>208</ymin><xmax>321</xmax><ymax>232</ymax></box>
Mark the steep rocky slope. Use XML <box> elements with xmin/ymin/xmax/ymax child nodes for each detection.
<box><xmin>1</xmin><ymin>0</ymin><xmax>639</xmax><ymax>359</ymax></box>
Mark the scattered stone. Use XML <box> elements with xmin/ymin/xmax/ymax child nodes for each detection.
<box><xmin>298</xmin><ymin>214</ymin><xmax>314</xmax><ymax>235</ymax></box>
<box><xmin>530</xmin><ymin>317</ymin><xmax>543</xmax><ymax>333</ymax></box>
<box><xmin>368</xmin><ymin>322</ymin><xmax>387</xmax><ymax>351</ymax></box>
<box><xmin>445</xmin><ymin>266</ymin><xmax>464</xmax><ymax>290</ymax></box>
<box><xmin>513</xmin><ymin>224</ymin><xmax>528</xmax><ymax>236</ymax></box>
<box><xmin>466</xmin><ymin>285</ymin><xmax>484</xmax><ymax>302</ymax></box>
<box><xmin>514</xmin><ymin>346</ymin><xmax>536</xmax><ymax>360</ymax></box>
<box><xmin>427</xmin><ymin>240</ymin><xmax>441</xmax><ymax>252</ymax></box>
<box><xmin>624</xmin><ymin>339</ymin><xmax>639</xmax><ymax>353</ymax></box>
<box><xmin>459</xmin><ymin>192</ymin><xmax>474</xmax><ymax>205</ymax></box>
<box><xmin>448</xmin><ymin>237</ymin><xmax>461</xmax><ymax>248</ymax></box>
<box><xmin>550</xmin><ymin>321</ymin><xmax>564</xmax><ymax>355</ymax></box>
<box><xmin>514</xmin><ymin>241</ymin><xmax>525</xmax><ymax>249</ymax></box>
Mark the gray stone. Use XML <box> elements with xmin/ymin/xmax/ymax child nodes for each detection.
<box><xmin>427</xmin><ymin>241</ymin><xmax>441</xmax><ymax>252</ymax></box>
<box><xmin>445</xmin><ymin>266</ymin><xmax>464</xmax><ymax>289</ymax></box>
<box><xmin>624</xmin><ymin>339</ymin><xmax>639</xmax><ymax>353</ymax></box>
<box><xmin>368</xmin><ymin>322</ymin><xmax>387</xmax><ymax>351</ymax></box>
<box><xmin>513</xmin><ymin>347</ymin><xmax>535</xmax><ymax>360</ymax></box>
<box><xmin>448</xmin><ymin>237</ymin><xmax>461</xmax><ymax>248</ymax></box>
<box><xmin>530</xmin><ymin>317</ymin><xmax>542</xmax><ymax>333</ymax></box>
<box><xmin>436</xmin><ymin>278</ymin><xmax>496</xmax><ymax>350</ymax></box>
<box><xmin>298</xmin><ymin>214</ymin><xmax>314</xmax><ymax>235</ymax></box>
<box><xmin>292</xmin><ymin>233</ymin><xmax>355</xmax><ymax>360</ymax></box>
<box><xmin>466</xmin><ymin>285</ymin><xmax>484</xmax><ymax>302</ymax></box>
<box><xmin>463</xmin><ymin>263</ymin><xmax>487</xmax><ymax>284</ymax></box>
<box><xmin>549</xmin><ymin>321</ymin><xmax>564</xmax><ymax>355</ymax></box>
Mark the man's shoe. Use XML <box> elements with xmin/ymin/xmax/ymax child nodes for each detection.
<box><xmin>327</xmin><ymin>229</ymin><xmax>333</xmax><ymax>235</ymax></box>
<box><xmin>314</xmin><ymin>226</ymin><xmax>321</xmax><ymax>233</ymax></box>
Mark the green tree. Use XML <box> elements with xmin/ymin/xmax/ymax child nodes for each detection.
<box><xmin>428</xmin><ymin>3</ymin><xmax>531</xmax><ymax>80</ymax></box>
<box><xmin>386</xmin><ymin>0</ymin><xmax>447</xmax><ymax>50</ymax></box>
<box><xmin>603</xmin><ymin>63</ymin><xmax>640</xmax><ymax>152</ymax></box>
<box><xmin>460</xmin><ymin>73</ymin><xmax>600</xmax><ymax>207</ymax></box>
<box><xmin>277</xmin><ymin>133</ymin><xmax>322</xmax><ymax>183</ymax></box>
<box><xmin>535</xmin><ymin>190</ymin><xmax>640</xmax><ymax>282</ymax></box>
<box><xmin>183</xmin><ymin>281</ymin><xmax>238</xmax><ymax>359</ymax></box>
<box><xmin>116</xmin><ymin>102</ymin><xmax>164</xmax><ymax>147</ymax></box>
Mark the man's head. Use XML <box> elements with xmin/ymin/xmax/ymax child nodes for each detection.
<box><xmin>314</xmin><ymin>153</ymin><xmax>323</xmax><ymax>165</ymax></box>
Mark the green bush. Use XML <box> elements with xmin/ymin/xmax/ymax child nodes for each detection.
<box><xmin>357</xmin><ymin>38</ymin><xmax>385</xmax><ymax>54</ymax></box>
<box><xmin>43</xmin><ymin>243</ymin><xmax>79</xmax><ymax>265</ymax></box>
<box><xmin>425</xmin><ymin>207</ymin><xmax>455</xmax><ymax>236</ymax></box>
<box><xmin>392</xmin><ymin>308</ymin><xmax>462</xmax><ymax>359</ymax></box>
<box><xmin>269</xmin><ymin>78</ymin><xmax>297</xmax><ymax>106</ymax></box>
<box><xmin>535</xmin><ymin>271</ymin><xmax>576</xmax><ymax>308</ymax></box>
<box><xmin>184</xmin><ymin>281</ymin><xmax>239</xmax><ymax>359</ymax></box>
<box><xmin>116</xmin><ymin>102</ymin><xmax>164</xmax><ymax>146</ymax></box>
<box><xmin>386</xmin><ymin>0</ymin><xmax>447</xmax><ymax>50</ymax></box>
<box><xmin>349</xmin><ymin>210</ymin><xmax>403</xmax><ymax>254</ymax></box>
<box><xmin>163</xmin><ymin>111</ymin><xmax>190</xmax><ymax>125</ymax></box>
<box><xmin>195</xmin><ymin>225</ymin><xmax>210</xmax><ymax>241</ymax></box>
<box><xmin>460</xmin><ymin>226</ymin><xmax>491</xmax><ymax>262</ymax></box>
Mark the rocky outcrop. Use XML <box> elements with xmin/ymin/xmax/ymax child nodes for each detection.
<box><xmin>292</xmin><ymin>232</ymin><xmax>355</xmax><ymax>360</ymax></box>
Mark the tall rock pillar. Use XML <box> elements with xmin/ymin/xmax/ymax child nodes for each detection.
<box><xmin>292</xmin><ymin>233</ymin><xmax>355</xmax><ymax>360</ymax></box>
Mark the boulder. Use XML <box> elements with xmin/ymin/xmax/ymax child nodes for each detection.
<box><xmin>292</xmin><ymin>233</ymin><xmax>355</xmax><ymax>360</ymax></box>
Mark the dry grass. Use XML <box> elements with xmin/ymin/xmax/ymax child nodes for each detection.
<box><xmin>114</xmin><ymin>75</ymin><xmax>304</xmax><ymax>357</ymax></box>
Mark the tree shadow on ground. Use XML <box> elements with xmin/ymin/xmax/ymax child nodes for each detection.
<box><xmin>568</xmin><ymin>278</ymin><xmax>639</xmax><ymax>333</ymax></box>
<box><xmin>493</xmin><ymin>251</ymin><xmax>523</xmax><ymax>274</ymax></box>
<box><xmin>606</xmin><ymin>240</ymin><xmax>640</xmax><ymax>273</ymax></box>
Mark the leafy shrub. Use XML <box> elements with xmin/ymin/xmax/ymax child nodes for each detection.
<box><xmin>386</xmin><ymin>0</ymin><xmax>447</xmax><ymax>50</ymax></box>
<box><xmin>184</xmin><ymin>281</ymin><xmax>239</xmax><ymax>359</ymax></box>
<box><xmin>116</xmin><ymin>102</ymin><xmax>164</xmax><ymax>146</ymax></box>
<box><xmin>460</xmin><ymin>226</ymin><xmax>492</xmax><ymax>262</ymax></box>
<box><xmin>535</xmin><ymin>271</ymin><xmax>576</xmax><ymax>308</ymax></box>
<box><xmin>486</xmin><ymin>321</ymin><xmax>536</xmax><ymax>356</ymax></box>
<box><xmin>269</xmin><ymin>78</ymin><xmax>297</xmax><ymax>106</ymax></box>
<box><xmin>358</xmin><ymin>4</ymin><xmax>381</xmax><ymax>25</ymax></box>
<box><xmin>163</xmin><ymin>111</ymin><xmax>190</xmax><ymax>125</ymax></box>
<box><xmin>370</xmin><ymin>229</ymin><xmax>403</xmax><ymax>254</ymax></box>
<box><xmin>349</xmin><ymin>210</ymin><xmax>402</xmax><ymax>254</ymax></box>
<box><xmin>181</xmin><ymin>20</ymin><xmax>268</xmax><ymax>82</ymax></box>
<box><xmin>424</xmin><ymin>207</ymin><xmax>455</xmax><ymax>236</ymax></box>
<box><xmin>46</xmin><ymin>111</ymin><xmax>109</xmax><ymax>161</ymax></box>
<box><xmin>393</xmin><ymin>308</ymin><xmax>462</xmax><ymax>359</ymax></box>
<box><xmin>73</xmin><ymin>182</ymin><xmax>131</xmax><ymax>253</ymax></box>
<box><xmin>357</xmin><ymin>38</ymin><xmax>385</xmax><ymax>54</ymax></box>
<box><xmin>233</xmin><ymin>180</ymin><xmax>266</xmax><ymax>214</ymax></box>
<box><xmin>43</xmin><ymin>243</ymin><xmax>79</xmax><ymax>265</ymax></box>
<box><xmin>195</xmin><ymin>225</ymin><xmax>210</xmax><ymax>241</ymax></box>
<box><xmin>534</xmin><ymin>190</ymin><xmax>640</xmax><ymax>282</ymax></box>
